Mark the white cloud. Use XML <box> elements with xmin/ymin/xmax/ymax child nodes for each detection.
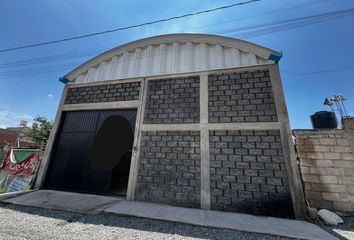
<box><xmin>48</xmin><ymin>94</ymin><xmax>54</xmax><ymax>98</ymax></box>
<box><xmin>141</xmin><ymin>12</ymin><xmax>220</xmax><ymax>38</ymax></box>
<box><xmin>0</xmin><ymin>106</ymin><xmax>32</xmax><ymax>128</ymax></box>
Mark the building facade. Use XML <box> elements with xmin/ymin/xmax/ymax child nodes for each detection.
<box><xmin>35</xmin><ymin>34</ymin><xmax>306</xmax><ymax>218</ymax></box>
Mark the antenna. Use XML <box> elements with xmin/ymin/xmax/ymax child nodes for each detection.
<box><xmin>324</xmin><ymin>94</ymin><xmax>349</xmax><ymax>121</ymax></box>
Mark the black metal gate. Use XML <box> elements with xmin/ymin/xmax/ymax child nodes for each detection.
<box><xmin>44</xmin><ymin>109</ymin><xmax>137</xmax><ymax>194</ymax></box>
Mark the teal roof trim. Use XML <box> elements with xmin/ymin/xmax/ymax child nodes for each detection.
<box><xmin>59</xmin><ymin>77</ymin><xmax>70</xmax><ymax>84</ymax></box>
<box><xmin>268</xmin><ymin>52</ymin><xmax>282</xmax><ymax>63</ymax></box>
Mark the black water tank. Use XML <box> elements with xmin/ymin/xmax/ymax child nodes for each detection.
<box><xmin>311</xmin><ymin>111</ymin><xmax>338</xmax><ymax>129</ymax></box>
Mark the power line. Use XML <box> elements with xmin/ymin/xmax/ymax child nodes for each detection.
<box><xmin>2</xmin><ymin>5</ymin><xmax>353</xmax><ymax>81</ymax></box>
<box><xmin>2</xmin><ymin>8</ymin><xmax>352</xmax><ymax>73</ymax></box>
<box><xmin>191</xmin><ymin>0</ymin><xmax>330</xmax><ymax>31</ymax></box>
<box><xmin>282</xmin><ymin>64</ymin><xmax>354</xmax><ymax>75</ymax></box>
<box><xmin>218</xmin><ymin>7</ymin><xmax>354</xmax><ymax>37</ymax></box>
<box><xmin>0</xmin><ymin>0</ymin><xmax>260</xmax><ymax>53</ymax></box>
<box><xmin>0</xmin><ymin>48</ymin><xmax>104</xmax><ymax>68</ymax></box>
<box><xmin>0</xmin><ymin>0</ymin><xmax>330</xmax><ymax>70</ymax></box>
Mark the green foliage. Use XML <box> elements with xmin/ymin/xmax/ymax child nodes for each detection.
<box><xmin>27</xmin><ymin>116</ymin><xmax>52</xmax><ymax>148</ymax></box>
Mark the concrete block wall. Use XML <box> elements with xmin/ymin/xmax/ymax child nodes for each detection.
<box><xmin>144</xmin><ymin>77</ymin><xmax>200</xmax><ymax>124</ymax></box>
<box><xmin>65</xmin><ymin>81</ymin><xmax>140</xmax><ymax>104</ymax></box>
<box><xmin>40</xmin><ymin>64</ymin><xmax>305</xmax><ymax>218</ymax></box>
<box><xmin>209</xmin><ymin>130</ymin><xmax>293</xmax><ymax>217</ymax></box>
<box><xmin>135</xmin><ymin>131</ymin><xmax>201</xmax><ymax>208</ymax></box>
<box><xmin>208</xmin><ymin>70</ymin><xmax>277</xmax><ymax>123</ymax></box>
<box><xmin>294</xmin><ymin>129</ymin><xmax>354</xmax><ymax>212</ymax></box>
<box><xmin>132</xmin><ymin>66</ymin><xmax>305</xmax><ymax>218</ymax></box>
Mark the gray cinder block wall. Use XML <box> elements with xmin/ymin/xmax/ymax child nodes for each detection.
<box><xmin>209</xmin><ymin>130</ymin><xmax>293</xmax><ymax>217</ymax></box>
<box><xmin>37</xmin><ymin>65</ymin><xmax>306</xmax><ymax>219</ymax></box>
<box><xmin>143</xmin><ymin>77</ymin><xmax>200</xmax><ymax>124</ymax></box>
<box><xmin>294</xmin><ymin>124</ymin><xmax>354</xmax><ymax>213</ymax></box>
<box><xmin>208</xmin><ymin>70</ymin><xmax>278</xmax><ymax>123</ymax></box>
<box><xmin>65</xmin><ymin>81</ymin><xmax>141</xmax><ymax>104</ymax></box>
<box><xmin>132</xmin><ymin>67</ymin><xmax>304</xmax><ymax>218</ymax></box>
<box><xmin>135</xmin><ymin>131</ymin><xmax>201</xmax><ymax>208</ymax></box>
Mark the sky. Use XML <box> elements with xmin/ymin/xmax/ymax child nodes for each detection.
<box><xmin>0</xmin><ymin>0</ymin><xmax>353</xmax><ymax>129</ymax></box>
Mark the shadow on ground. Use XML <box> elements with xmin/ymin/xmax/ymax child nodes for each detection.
<box><xmin>0</xmin><ymin>203</ymin><xmax>295</xmax><ymax>240</ymax></box>
<box><xmin>320</xmin><ymin>216</ymin><xmax>354</xmax><ymax>240</ymax></box>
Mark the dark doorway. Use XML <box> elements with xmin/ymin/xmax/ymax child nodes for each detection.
<box><xmin>44</xmin><ymin>109</ymin><xmax>137</xmax><ymax>196</ymax></box>
<box><xmin>110</xmin><ymin>151</ymin><xmax>132</xmax><ymax>196</ymax></box>
<box><xmin>88</xmin><ymin>115</ymin><xmax>134</xmax><ymax>196</ymax></box>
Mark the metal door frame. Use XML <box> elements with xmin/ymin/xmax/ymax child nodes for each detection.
<box><xmin>35</xmin><ymin>77</ymin><xmax>145</xmax><ymax>201</ymax></box>
<box><xmin>43</xmin><ymin>109</ymin><xmax>137</xmax><ymax>194</ymax></box>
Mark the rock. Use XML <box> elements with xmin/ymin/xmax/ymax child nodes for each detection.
<box><xmin>318</xmin><ymin>209</ymin><xmax>344</xmax><ymax>225</ymax></box>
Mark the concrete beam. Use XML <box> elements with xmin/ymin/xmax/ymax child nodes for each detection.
<box><xmin>141</xmin><ymin>124</ymin><xmax>201</xmax><ymax>131</ymax></box>
<box><xmin>67</xmin><ymin>77</ymin><xmax>143</xmax><ymax>88</ymax></box>
<box><xmin>62</xmin><ymin>101</ymin><xmax>139</xmax><ymax>111</ymax></box>
<box><xmin>140</xmin><ymin>122</ymin><xmax>282</xmax><ymax>132</ymax></box>
<box><xmin>207</xmin><ymin>122</ymin><xmax>282</xmax><ymax>130</ymax></box>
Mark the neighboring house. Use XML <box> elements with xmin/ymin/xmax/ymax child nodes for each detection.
<box><xmin>0</xmin><ymin>126</ymin><xmax>38</xmax><ymax>149</ymax></box>
<box><xmin>0</xmin><ymin>129</ymin><xmax>18</xmax><ymax>147</ymax></box>
<box><xmin>34</xmin><ymin>34</ymin><xmax>306</xmax><ymax>219</ymax></box>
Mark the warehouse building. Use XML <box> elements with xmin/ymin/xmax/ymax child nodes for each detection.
<box><xmin>35</xmin><ymin>34</ymin><xmax>306</xmax><ymax>218</ymax></box>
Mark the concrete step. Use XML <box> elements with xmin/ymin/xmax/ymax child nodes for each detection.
<box><xmin>0</xmin><ymin>190</ymin><xmax>338</xmax><ymax>240</ymax></box>
<box><xmin>105</xmin><ymin>200</ymin><xmax>338</xmax><ymax>240</ymax></box>
<box><xmin>1</xmin><ymin>189</ymin><xmax>123</xmax><ymax>214</ymax></box>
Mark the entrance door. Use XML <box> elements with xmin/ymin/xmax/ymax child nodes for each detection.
<box><xmin>44</xmin><ymin>109</ymin><xmax>137</xmax><ymax>195</ymax></box>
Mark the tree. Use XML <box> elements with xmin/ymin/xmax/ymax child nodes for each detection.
<box><xmin>27</xmin><ymin>116</ymin><xmax>52</xmax><ymax>149</ymax></box>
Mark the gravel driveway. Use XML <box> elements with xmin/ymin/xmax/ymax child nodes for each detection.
<box><xmin>0</xmin><ymin>203</ymin><xmax>297</xmax><ymax>240</ymax></box>
<box><xmin>320</xmin><ymin>216</ymin><xmax>354</xmax><ymax>240</ymax></box>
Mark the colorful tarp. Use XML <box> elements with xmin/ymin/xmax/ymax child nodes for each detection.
<box><xmin>0</xmin><ymin>147</ymin><xmax>41</xmax><ymax>193</ymax></box>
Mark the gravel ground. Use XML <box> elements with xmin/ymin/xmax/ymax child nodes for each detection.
<box><xmin>320</xmin><ymin>216</ymin><xmax>354</xmax><ymax>240</ymax></box>
<box><xmin>0</xmin><ymin>203</ymin><xmax>298</xmax><ymax>240</ymax></box>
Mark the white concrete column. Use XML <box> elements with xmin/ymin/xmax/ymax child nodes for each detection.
<box><xmin>269</xmin><ymin>64</ymin><xmax>307</xmax><ymax>219</ymax></box>
<box><xmin>127</xmin><ymin>78</ymin><xmax>147</xmax><ymax>201</ymax></box>
<box><xmin>200</xmin><ymin>73</ymin><xmax>211</xmax><ymax>209</ymax></box>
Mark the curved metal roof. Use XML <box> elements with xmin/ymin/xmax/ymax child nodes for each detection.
<box><xmin>63</xmin><ymin>33</ymin><xmax>281</xmax><ymax>84</ymax></box>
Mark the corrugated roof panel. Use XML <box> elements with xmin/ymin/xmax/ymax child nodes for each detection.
<box><xmin>191</xmin><ymin>42</ymin><xmax>200</xmax><ymax>71</ymax></box>
<box><xmin>160</xmin><ymin>44</ymin><xmax>166</xmax><ymax>74</ymax></box>
<box><xmin>150</xmin><ymin>45</ymin><xmax>162</xmax><ymax>76</ymax></box>
<box><xmin>173</xmin><ymin>42</ymin><xmax>181</xmax><ymax>73</ymax></box>
<box><xmin>65</xmin><ymin>34</ymin><xmax>279</xmax><ymax>84</ymax></box>
<box><xmin>135</xmin><ymin>47</ymin><xmax>148</xmax><ymax>77</ymax></box>
<box><xmin>216</xmin><ymin>45</ymin><xmax>225</xmax><ymax>69</ymax></box>
<box><xmin>163</xmin><ymin>43</ymin><xmax>174</xmax><ymax>74</ymax></box>
<box><xmin>200</xmin><ymin>42</ymin><xmax>208</xmax><ymax>71</ymax></box>
<box><xmin>256</xmin><ymin>55</ymin><xmax>268</xmax><ymax>64</ymax></box>
<box><xmin>207</xmin><ymin>44</ymin><xmax>217</xmax><ymax>70</ymax></box>
<box><xmin>87</xmin><ymin>66</ymin><xmax>99</xmax><ymax>82</ymax></box>
<box><xmin>123</xmin><ymin>50</ymin><xmax>136</xmax><ymax>78</ymax></box>
<box><xmin>179</xmin><ymin>42</ymin><xmax>190</xmax><ymax>73</ymax></box>
<box><xmin>110</xmin><ymin>55</ymin><xmax>124</xmax><ymax>80</ymax></box>
<box><xmin>240</xmin><ymin>50</ymin><xmax>252</xmax><ymax>66</ymax></box>
<box><xmin>98</xmin><ymin>59</ymin><xmax>112</xmax><ymax>81</ymax></box>
<box><xmin>76</xmin><ymin>71</ymin><xmax>88</xmax><ymax>83</ymax></box>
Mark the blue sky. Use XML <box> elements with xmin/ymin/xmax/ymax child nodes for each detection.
<box><xmin>0</xmin><ymin>0</ymin><xmax>353</xmax><ymax>129</ymax></box>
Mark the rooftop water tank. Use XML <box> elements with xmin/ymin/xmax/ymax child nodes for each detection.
<box><xmin>311</xmin><ymin>111</ymin><xmax>338</xmax><ymax>129</ymax></box>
